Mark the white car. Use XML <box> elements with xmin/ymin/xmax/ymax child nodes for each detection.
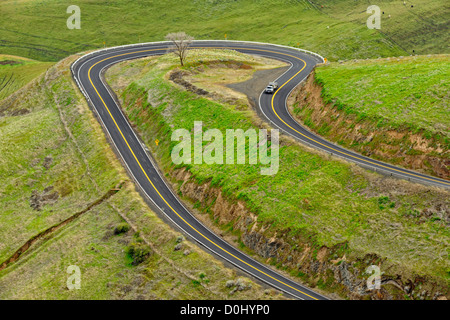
<box><xmin>265</xmin><ymin>85</ymin><xmax>275</xmax><ymax>94</ymax></box>
<box><xmin>264</xmin><ymin>82</ymin><xmax>278</xmax><ymax>94</ymax></box>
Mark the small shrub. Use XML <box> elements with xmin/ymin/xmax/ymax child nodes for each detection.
<box><xmin>127</xmin><ymin>242</ymin><xmax>151</xmax><ymax>265</ymax></box>
<box><xmin>378</xmin><ymin>196</ymin><xmax>390</xmax><ymax>209</ymax></box>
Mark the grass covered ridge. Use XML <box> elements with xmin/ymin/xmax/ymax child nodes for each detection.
<box><xmin>105</xmin><ymin>49</ymin><xmax>450</xmax><ymax>297</ymax></box>
<box><xmin>0</xmin><ymin>54</ymin><xmax>277</xmax><ymax>300</ymax></box>
<box><xmin>315</xmin><ymin>55</ymin><xmax>449</xmax><ymax>138</ymax></box>
<box><xmin>3</xmin><ymin>0</ymin><xmax>448</xmax><ymax>62</ymax></box>
<box><xmin>288</xmin><ymin>54</ymin><xmax>449</xmax><ymax>179</ymax></box>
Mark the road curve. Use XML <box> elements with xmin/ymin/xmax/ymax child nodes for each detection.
<box><xmin>72</xmin><ymin>41</ymin><xmax>330</xmax><ymax>300</ymax></box>
<box><xmin>71</xmin><ymin>40</ymin><xmax>449</xmax><ymax>300</ymax></box>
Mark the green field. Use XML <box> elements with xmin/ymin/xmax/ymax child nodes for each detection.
<box><xmin>0</xmin><ymin>55</ymin><xmax>53</xmax><ymax>100</ymax></box>
<box><xmin>315</xmin><ymin>55</ymin><xmax>449</xmax><ymax>136</ymax></box>
<box><xmin>0</xmin><ymin>0</ymin><xmax>448</xmax><ymax>300</ymax></box>
<box><xmin>2</xmin><ymin>0</ymin><xmax>447</xmax><ymax>62</ymax></box>
<box><xmin>105</xmin><ymin>50</ymin><xmax>450</xmax><ymax>296</ymax></box>
<box><xmin>0</xmin><ymin>54</ymin><xmax>275</xmax><ymax>299</ymax></box>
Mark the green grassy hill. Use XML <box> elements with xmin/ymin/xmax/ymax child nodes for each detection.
<box><xmin>0</xmin><ymin>55</ymin><xmax>53</xmax><ymax>100</ymax></box>
<box><xmin>319</xmin><ymin>0</ymin><xmax>449</xmax><ymax>55</ymax></box>
<box><xmin>105</xmin><ymin>50</ymin><xmax>450</xmax><ymax>299</ymax></box>
<box><xmin>1</xmin><ymin>0</ymin><xmax>447</xmax><ymax>62</ymax></box>
<box><xmin>288</xmin><ymin>54</ymin><xmax>449</xmax><ymax>179</ymax></box>
<box><xmin>315</xmin><ymin>55</ymin><xmax>449</xmax><ymax>134</ymax></box>
<box><xmin>0</xmin><ymin>55</ymin><xmax>275</xmax><ymax>299</ymax></box>
<box><xmin>0</xmin><ymin>0</ymin><xmax>448</xmax><ymax>300</ymax></box>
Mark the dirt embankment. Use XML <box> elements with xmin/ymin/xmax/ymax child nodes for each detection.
<box><xmin>0</xmin><ymin>60</ymin><xmax>21</xmax><ymax>66</ymax></box>
<box><xmin>169</xmin><ymin>167</ymin><xmax>447</xmax><ymax>300</ymax></box>
<box><xmin>287</xmin><ymin>72</ymin><xmax>449</xmax><ymax>180</ymax></box>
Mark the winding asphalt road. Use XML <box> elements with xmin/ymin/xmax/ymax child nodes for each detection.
<box><xmin>71</xmin><ymin>40</ymin><xmax>449</xmax><ymax>301</ymax></box>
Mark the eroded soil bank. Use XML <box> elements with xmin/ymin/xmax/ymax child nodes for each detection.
<box><xmin>169</xmin><ymin>167</ymin><xmax>448</xmax><ymax>300</ymax></box>
<box><xmin>287</xmin><ymin>72</ymin><xmax>449</xmax><ymax>180</ymax></box>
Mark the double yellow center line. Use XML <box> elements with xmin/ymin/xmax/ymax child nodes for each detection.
<box><xmin>86</xmin><ymin>46</ymin><xmax>322</xmax><ymax>300</ymax></box>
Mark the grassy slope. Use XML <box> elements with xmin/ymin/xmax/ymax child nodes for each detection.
<box><xmin>0</xmin><ymin>0</ymin><xmax>432</xmax><ymax>62</ymax></box>
<box><xmin>0</xmin><ymin>55</ymin><xmax>53</xmax><ymax>100</ymax></box>
<box><xmin>319</xmin><ymin>0</ymin><xmax>449</xmax><ymax>55</ymax></box>
<box><xmin>0</xmin><ymin>0</ymin><xmax>447</xmax><ymax>299</ymax></box>
<box><xmin>315</xmin><ymin>55</ymin><xmax>449</xmax><ymax>139</ymax></box>
<box><xmin>105</xmin><ymin>50</ymin><xmax>450</xmax><ymax>290</ymax></box>
<box><xmin>0</xmin><ymin>55</ymin><xmax>276</xmax><ymax>300</ymax></box>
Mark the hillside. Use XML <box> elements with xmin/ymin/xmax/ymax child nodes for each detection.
<box><xmin>0</xmin><ymin>55</ymin><xmax>53</xmax><ymax>101</ymax></box>
<box><xmin>289</xmin><ymin>54</ymin><xmax>449</xmax><ymax>179</ymax></box>
<box><xmin>1</xmin><ymin>0</ymin><xmax>447</xmax><ymax>62</ymax></box>
<box><xmin>105</xmin><ymin>49</ymin><xmax>450</xmax><ymax>299</ymax></box>
<box><xmin>0</xmin><ymin>55</ymin><xmax>278</xmax><ymax>299</ymax></box>
<box><xmin>0</xmin><ymin>0</ymin><xmax>448</xmax><ymax>301</ymax></box>
<box><xmin>319</xmin><ymin>0</ymin><xmax>449</xmax><ymax>55</ymax></box>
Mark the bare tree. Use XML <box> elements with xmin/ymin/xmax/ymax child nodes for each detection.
<box><xmin>165</xmin><ymin>32</ymin><xmax>194</xmax><ymax>66</ymax></box>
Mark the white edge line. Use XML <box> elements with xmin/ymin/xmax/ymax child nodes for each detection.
<box><xmin>73</xmin><ymin>47</ymin><xmax>332</xmax><ymax>300</ymax></box>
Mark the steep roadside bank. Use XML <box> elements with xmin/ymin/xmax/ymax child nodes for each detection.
<box><xmin>105</xmin><ymin>50</ymin><xmax>450</xmax><ymax>300</ymax></box>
